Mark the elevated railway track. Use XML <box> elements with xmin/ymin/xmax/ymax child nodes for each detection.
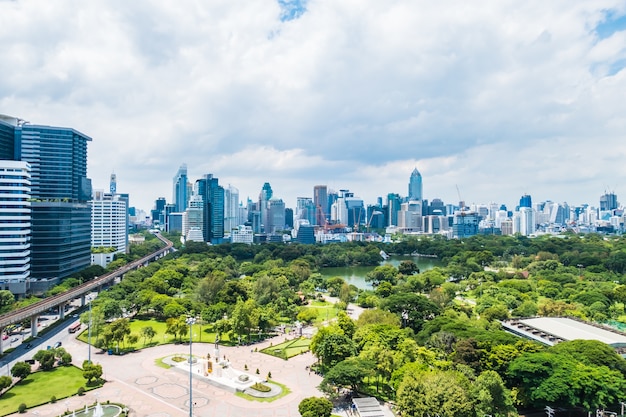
<box><xmin>0</xmin><ymin>233</ymin><xmax>174</xmax><ymax>352</ymax></box>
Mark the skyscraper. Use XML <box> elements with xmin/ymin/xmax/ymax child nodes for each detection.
<box><xmin>224</xmin><ymin>184</ymin><xmax>240</xmax><ymax>232</ymax></box>
<box><xmin>172</xmin><ymin>164</ymin><xmax>189</xmax><ymax>213</ymax></box>
<box><xmin>90</xmin><ymin>189</ymin><xmax>128</xmax><ymax>267</ymax></box>
<box><xmin>519</xmin><ymin>194</ymin><xmax>532</xmax><ymax>209</ymax></box>
<box><xmin>196</xmin><ymin>174</ymin><xmax>224</xmax><ymax>243</ymax></box>
<box><xmin>408</xmin><ymin>168</ymin><xmax>423</xmax><ymax>201</ymax></box>
<box><xmin>600</xmin><ymin>192</ymin><xmax>618</xmax><ymax>211</ymax></box>
<box><xmin>314</xmin><ymin>185</ymin><xmax>328</xmax><ymax>226</ymax></box>
<box><xmin>259</xmin><ymin>182</ymin><xmax>273</xmax><ymax>232</ymax></box>
<box><xmin>11</xmin><ymin>119</ymin><xmax>93</xmax><ymax>291</ymax></box>
<box><xmin>0</xmin><ymin>161</ymin><xmax>31</xmax><ymax>294</ymax></box>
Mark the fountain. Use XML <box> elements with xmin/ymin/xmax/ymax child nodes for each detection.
<box><xmin>94</xmin><ymin>402</ymin><xmax>104</xmax><ymax>417</ymax></box>
<box><xmin>72</xmin><ymin>402</ymin><xmax>123</xmax><ymax>417</ymax></box>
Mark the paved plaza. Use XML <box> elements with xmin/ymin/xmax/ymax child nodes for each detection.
<box><xmin>6</xmin><ymin>334</ymin><xmax>326</xmax><ymax>417</ymax></box>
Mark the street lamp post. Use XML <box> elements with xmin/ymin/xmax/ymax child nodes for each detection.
<box><xmin>186</xmin><ymin>316</ymin><xmax>196</xmax><ymax>417</ymax></box>
<box><xmin>87</xmin><ymin>297</ymin><xmax>93</xmax><ymax>364</ymax></box>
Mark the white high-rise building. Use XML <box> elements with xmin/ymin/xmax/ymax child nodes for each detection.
<box><xmin>224</xmin><ymin>184</ymin><xmax>239</xmax><ymax>232</ymax></box>
<box><xmin>0</xmin><ymin>161</ymin><xmax>31</xmax><ymax>295</ymax></box>
<box><xmin>90</xmin><ymin>190</ymin><xmax>128</xmax><ymax>267</ymax></box>
<box><xmin>184</xmin><ymin>193</ymin><xmax>204</xmax><ymax>242</ymax></box>
<box><xmin>519</xmin><ymin>207</ymin><xmax>536</xmax><ymax>236</ymax></box>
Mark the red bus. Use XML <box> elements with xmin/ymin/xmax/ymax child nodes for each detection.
<box><xmin>68</xmin><ymin>322</ymin><xmax>81</xmax><ymax>333</ymax></box>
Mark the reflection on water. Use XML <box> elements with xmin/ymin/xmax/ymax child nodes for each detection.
<box><xmin>320</xmin><ymin>255</ymin><xmax>440</xmax><ymax>290</ymax></box>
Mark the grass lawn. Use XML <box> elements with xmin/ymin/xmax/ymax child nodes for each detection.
<box><xmin>76</xmin><ymin>317</ymin><xmax>234</xmax><ymax>351</ymax></box>
<box><xmin>261</xmin><ymin>337</ymin><xmax>311</xmax><ymax>360</ymax></box>
<box><xmin>0</xmin><ymin>365</ymin><xmax>102</xmax><ymax>416</ymax></box>
<box><xmin>302</xmin><ymin>300</ymin><xmax>340</xmax><ymax>324</ymax></box>
<box><xmin>235</xmin><ymin>380</ymin><xmax>291</xmax><ymax>402</ymax></box>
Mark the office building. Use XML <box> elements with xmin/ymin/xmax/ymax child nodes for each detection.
<box><xmin>600</xmin><ymin>192</ymin><xmax>619</xmax><ymax>212</ymax></box>
<box><xmin>452</xmin><ymin>211</ymin><xmax>479</xmax><ymax>238</ymax></box>
<box><xmin>230</xmin><ymin>225</ymin><xmax>254</xmax><ymax>244</ymax></box>
<box><xmin>314</xmin><ymin>185</ymin><xmax>329</xmax><ymax>226</ymax></box>
<box><xmin>0</xmin><ymin>161</ymin><xmax>31</xmax><ymax>294</ymax></box>
<box><xmin>224</xmin><ymin>184</ymin><xmax>239</xmax><ymax>232</ymax></box>
<box><xmin>196</xmin><ymin>174</ymin><xmax>224</xmax><ymax>243</ymax></box>
<box><xmin>266</xmin><ymin>197</ymin><xmax>286</xmax><ymax>234</ymax></box>
<box><xmin>408</xmin><ymin>168</ymin><xmax>423</xmax><ymax>201</ymax></box>
<box><xmin>2</xmin><ymin>118</ymin><xmax>93</xmax><ymax>291</ymax></box>
<box><xmin>519</xmin><ymin>194</ymin><xmax>532</xmax><ymax>209</ymax></box>
<box><xmin>172</xmin><ymin>164</ymin><xmax>189</xmax><ymax>213</ymax></box>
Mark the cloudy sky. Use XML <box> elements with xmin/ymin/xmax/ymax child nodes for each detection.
<box><xmin>1</xmin><ymin>0</ymin><xmax>626</xmax><ymax>213</ymax></box>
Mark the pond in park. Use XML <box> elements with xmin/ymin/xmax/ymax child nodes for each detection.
<box><xmin>320</xmin><ymin>255</ymin><xmax>440</xmax><ymax>290</ymax></box>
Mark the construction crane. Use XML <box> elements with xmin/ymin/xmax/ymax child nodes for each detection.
<box><xmin>456</xmin><ymin>184</ymin><xmax>465</xmax><ymax>211</ymax></box>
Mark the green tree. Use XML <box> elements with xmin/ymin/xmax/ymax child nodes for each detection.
<box><xmin>231</xmin><ymin>299</ymin><xmax>259</xmax><ymax>342</ymax></box>
<box><xmin>165</xmin><ymin>316</ymin><xmax>189</xmax><ymax>341</ymax></box>
<box><xmin>314</xmin><ymin>332</ymin><xmax>356</xmax><ymax>368</ymax></box>
<box><xmin>365</xmin><ymin>265</ymin><xmax>399</xmax><ymax>287</ymax></box>
<box><xmin>0</xmin><ymin>290</ymin><xmax>15</xmax><ymax>314</ymax></box>
<box><xmin>140</xmin><ymin>326</ymin><xmax>157</xmax><ymax>346</ymax></box>
<box><xmin>82</xmin><ymin>361</ymin><xmax>103</xmax><ymax>383</ymax></box>
<box><xmin>322</xmin><ymin>357</ymin><xmax>375</xmax><ymax>391</ymax></box>
<box><xmin>471</xmin><ymin>370</ymin><xmax>515</xmax><ymax>417</ymax></box>
<box><xmin>33</xmin><ymin>349</ymin><xmax>56</xmax><ymax>370</ymax></box>
<box><xmin>398</xmin><ymin>260</ymin><xmax>419</xmax><ymax>275</ymax></box>
<box><xmin>297</xmin><ymin>308</ymin><xmax>319</xmax><ymax>324</ymax></box>
<box><xmin>396</xmin><ymin>370</ymin><xmax>473</xmax><ymax>417</ymax></box>
<box><xmin>108</xmin><ymin>318</ymin><xmax>131</xmax><ymax>352</ymax></box>
<box><xmin>298</xmin><ymin>397</ymin><xmax>333</xmax><ymax>417</ymax></box>
<box><xmin>336</xmin><ymin>311</ymin><xmax>356</xmax><ymax>339</ymax></box>
<box><xmin>0</xmin><ymin>375</ymin><xmax>12</xmax><ymax>393</ymax></box>
<box><xmin>381</xmin><ymin>293</ymin><xmax>441</xmax><ymax>332</ymax></box>
<box><xmin>11</xmin><ymin>362</ymin><xmax>31</xmax><ymax>379</ymax></box>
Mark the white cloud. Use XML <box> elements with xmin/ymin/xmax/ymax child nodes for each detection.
<box><xmin>1</xmin><ymin>0</ymin><xmax>626</xmax><ymax>211</ymax></box>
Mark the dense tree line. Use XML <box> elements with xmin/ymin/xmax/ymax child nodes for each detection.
<box><xmin>9</xmin><ymin>232</ymin><xmax>626</xmax><ymax>416</ymax></box>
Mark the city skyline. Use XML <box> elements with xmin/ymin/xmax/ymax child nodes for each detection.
<box><xmin>1</xmin><ymin>1</ymin><xmax>626</xmax><ymax>212</ymax></box>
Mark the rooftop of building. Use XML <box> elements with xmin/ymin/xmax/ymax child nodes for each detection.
<box><xmin>502</xmin><ymin>316</ymin><xmax>626</xmax><ymax>348</ymax></box>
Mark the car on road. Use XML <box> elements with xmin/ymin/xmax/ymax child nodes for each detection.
<box><xmin>1</xmin><ymin>334</ymin><xmax>7</xmax><ymax>340</ymax></box>
<box><xmin>10</xmin><ymin>337</ymin><xmax>19</xmax><ymax>343</ymax></box>
<box><xmin>53</xmin><ymin>341</ymin><xmax>62</xmax><ymax>348</ymax></box>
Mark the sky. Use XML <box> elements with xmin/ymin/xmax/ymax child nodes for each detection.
<box><xmin>1</xmin><ymin>0</ymin><xmax>626</xmax><ymax>214</ymax></box>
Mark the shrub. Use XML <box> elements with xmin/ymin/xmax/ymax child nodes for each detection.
<box><xmin>77</xmin><ymin>386</ymin><xmax>85</xmax><ymax>396</ymax></box>
<box><xmin>18</xmin><ymin>403</ymin><xmax>27</xmax><ymax>413</ymax></box>
<box><xmin>244</xmin><ymin>364</ymin><xmax>248</xmax><ymax>371</ymax></box>
<box><xmin>267</xmin><ymin>371</ymin><xmax>272</xmax><ymax>379</ymax></box>
<box><xmin>255</xmin><ymin>368</ymin><xmax>260</xmax><ymax>375</ymax></box>
<box><xmin>51</xmin><ymin>395</ymin><xmax>57</xmax><ymax>403</ymax></box>
<box><xmin>250</xmin><ymin>382</ymin><xmax>271</xmax><ymax>392</ymax></box>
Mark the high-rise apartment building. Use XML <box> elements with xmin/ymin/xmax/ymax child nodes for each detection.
<box><xmin>408</xmin><ymin>168</ymin><xmax>423</xmax><ymax>201</ymax></box>
<box><xmin>0</xmin><ymin>161</ymin><xmax>31</xmax><ymax>294</ymax></box>
<box><xmin>90</xmin><ymin>189</ymin><xmax>128</xmax><ymax>267</ymax></box>
<box><xmin>173</xmin><ymin>164</ymin><xmax>189</xmax><ymax>213</ymax></box>
<box><xmin>184</xmin><ymin>193</ymin><xmax>205</xmax><ymax>242</ymax></box>
<box><xmin>224</xmin><ymin>184</ymin><xmax>239</xmax><ymax>233</ymax></box>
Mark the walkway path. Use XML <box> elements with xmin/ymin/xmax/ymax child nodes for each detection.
<box><xmin>6</xmin><ymin>333</ymin><xmax>322</xmax><ymax>417</ymax></box>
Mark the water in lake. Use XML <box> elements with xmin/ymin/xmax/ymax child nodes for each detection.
<box><xmin>320</xmin><ymin>255</ymin><xmax>440</xmax><ymax>290</ymax></box>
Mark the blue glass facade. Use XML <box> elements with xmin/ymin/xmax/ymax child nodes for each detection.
<box><xmin>173</xmin><ymin>164</ymin><xmax>188</xmax><ymax>213</ymax></box>
<box><xmin>29</xmin><ymin>202</ymin><xmax>91</xmax><ymax>280</ymax></box>
<box><xmin>14</xmin><ymin>123</ymin><xmax>92</xmax><ymax>283</ymax></box>
<box><xmin>196</xmin><ymin>174</ymin><xmax>224</xmax><ymax>242</ymax></box>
